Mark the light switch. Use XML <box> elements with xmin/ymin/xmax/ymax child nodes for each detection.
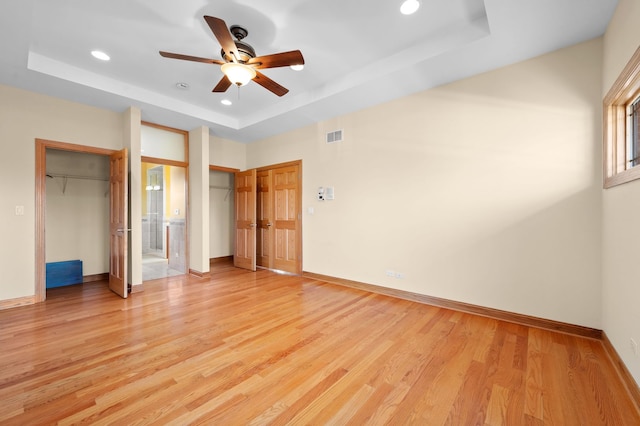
<box><xmin>15</xmin><ymin>205</ymin><xmax>25</xmax><ymax>216</ymax></box>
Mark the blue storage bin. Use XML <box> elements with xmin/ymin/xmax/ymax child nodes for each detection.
<box><xmin>46</xmin><ymin>260</ymin><xmax>83</xmax><ymax>288</ymax></box>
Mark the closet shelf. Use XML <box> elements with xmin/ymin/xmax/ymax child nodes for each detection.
<box><xmin>47</xmin><ymin>173</ymin><xmax>109</xmax><ymax>181</ymax></box>
<box><xmin>47</xmin><ymin>173</ymin><xmax>109</xmax><ymax>195</ymax></box>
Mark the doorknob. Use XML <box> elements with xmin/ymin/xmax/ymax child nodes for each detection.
<box><xmin>116</xmin><ymin>228</ymin><xmax>132</xmax><ymax>233</ymax></box>
<box><xmin>267</xmin><ymin>223</ymin><xmax>273</xmax><ymax>227</ymax></box>
<box><xmin>249</xmin><ymin>223</ymin><xmax>257</xmax><ymax>228</ymax></box>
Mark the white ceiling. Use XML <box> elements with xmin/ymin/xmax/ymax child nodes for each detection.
<box><xmin>0</xmin><ymin>0</ymin><xmax>617</xmax><ymax>143</ymax></box>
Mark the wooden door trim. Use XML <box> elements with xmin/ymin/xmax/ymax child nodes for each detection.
<box><xmin>256</xmin><ymin>169</ymin><xmax>273</xmax><ymax>269</ymax></box>
<box><xmin>35</xmin><ymin>139</ymin><xmax>118</xmax><ymax>302</ymax></box>
<box><xmin>141</xmin><ymin>156</ymin><xmax>187</xmax><ymax>168</ymax></box>
<box><xmin>256</xmin><ymin>159</ymin><xmax>301</xmax><ymax>172</ymax></box>
<box><xmin>295</xmin><ymin>162</ymin><xmax>302</xmax><ymax>274</ymax></box>
<box><xmin>210</xmin><ymin>165</ymin><xmax>240</xmax><ymax>173</ymax></box>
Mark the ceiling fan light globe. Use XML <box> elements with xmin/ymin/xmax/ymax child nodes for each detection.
<box><xmin>221</xmin><ymin>62</ymin><xmax>256</xmax><ymax>86</ymax></box>
<box><xmin>400</xmin><ymin>0</ymin><xmax>420</xmax><ymax>15</ymax></box>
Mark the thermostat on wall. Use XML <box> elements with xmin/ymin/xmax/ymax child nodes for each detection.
<box><xmin>324</xmin><ymin>187</ymin><xmax>334</xmax><ymax>200</ymax></box>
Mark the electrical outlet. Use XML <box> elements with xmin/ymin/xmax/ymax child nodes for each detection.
<box><xmin>395</xmin><ymin>272</ymin><xmax>405</xmax><ymax>279</ymax></box>
<box><xmin>385</xmin><ymin>270</ymin><xmax>395</xmax><ymax>277</ymax></box>
<box><xmin>631</xmin><ymin>338</ymin><xmax>639</xmax><ymax>357</ymax></box>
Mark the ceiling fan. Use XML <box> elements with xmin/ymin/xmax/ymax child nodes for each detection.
<box><xmin>160</xmin><ymin>16</ymin><xmax>304</xmax><ymax>97</ymax></box>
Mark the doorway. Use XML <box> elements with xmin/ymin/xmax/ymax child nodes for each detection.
<box><xmin>209</xmin><ymin>169</ymin><xmax>235</xmax><ymax>262</ymax></box>
<box><xmin>141</xmin><ymin>162</ymin><xmax>187</xmax><ymax>281</ymax></box>
<box><xmin>45</xmin><ymin>149</ymin><xmax>110</xmax><ymax>292</ymax></box>
<box><xmin>35</xmin><ymin>139</ymin><xmax>128</xmax><ymax>301</ymax></box>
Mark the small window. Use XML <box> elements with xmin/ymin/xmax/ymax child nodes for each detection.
<box><xmin>141</xmin><ymin>122</ymin><xmax>188</xmax><ymax>163</ymax></box>
<box><xmin>604</xmin><ymin>46</ymin><xmax>640</xmax><ymax>188</ymax></box>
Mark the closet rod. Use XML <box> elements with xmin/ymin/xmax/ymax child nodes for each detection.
<box><xmin>210</xmin><ymin>185</ymin><xmax>232</xmax><ymax>201</ymax></box>
<box><xmin>46</xmin><ymin>173</ymin><xmax>109</xmax><ymax>182</ymax></box>
<box><xmin>47</xmin><ymin>173</ymin><xmax>109</xmax><ymax>196</ymax></box>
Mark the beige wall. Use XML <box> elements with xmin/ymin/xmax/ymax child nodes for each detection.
<box><xmin>0</xmin><ymin>85</ymin><xmax>123</xmax><ymax>300</ymax></box>
<box><xmin>602</xmin><ymin>0</ymin><xmax>640</xmax><ymax>386</ymax></box>
<box><xmin>248</xmin><ymin>38</ymin><xmax>604</xmax><ymax>329</ymax></box>
<box><xmin>168</xmin><ymin>166</ymin><xmax>186</xmax><ymax>219</ymax></box>
<box><xmin>188</xmin><ymin>126</ymin><xmax>210</xmax><ymax>274</ymax></box>
<box><xmin>210</xmin><ymin>136</ymin><xmax>246</xmax><ymax>171</ymax></box>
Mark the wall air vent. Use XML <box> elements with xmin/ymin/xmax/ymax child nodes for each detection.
<box><xmin>326</xmin><ymin>129</ymin><xmax>343</xmax><ymax>143</ymax></box>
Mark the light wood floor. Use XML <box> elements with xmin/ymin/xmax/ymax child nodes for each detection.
<box><xmin>1</xmin><ymin>262</ymin><xmax>638</xmax><ymax>425</ymax></box>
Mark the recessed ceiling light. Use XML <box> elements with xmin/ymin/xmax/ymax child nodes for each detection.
<box><xmin>221</xmin><ymin>99</ymin><xmax>232</xmax><ymax>106</ymax></box>
<box><xmin>175</xmin><ymin>82</ymin><xmax>190</xmax><ymax>90</ymax></box>
<box><xmin>91</xmin><ymin>50</ymin><xmax>110</xmax><ymax>61</ymax></box>
<box><xmin>290</xmin><ymin>64</ymin><xmax>304</xmax><ymax>71</ymax></box>
<box><xmin>400</xmin><ymin>0</ymin><xmax>420</xmax><ymax>15</ymax></box>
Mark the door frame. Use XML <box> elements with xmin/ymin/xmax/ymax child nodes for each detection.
<box><xmin>141</xmin><ymin>160</ymin><xmax>189</xmax><ymax>281</ymax></box>
<box><xmin>141</xmin><ymin>122</ymin><xmax>190</xmax><ymax>281</ymax></box>
<box><xmin>35</xmin><ymin>139</ymin><xmax>120</xmax><ymax>302</ymax></box>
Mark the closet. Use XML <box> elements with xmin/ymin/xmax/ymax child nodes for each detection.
<box><xmin>209</xmin><ymin>169</ymin><xmax>235</xmax><ymax>261</ymax></box>
<box><xmin>235</xmin><ymin>161</ymin><xmax>302</xmax><ymax>275</ymax></box>
<box><xmin>45</xmin><ymin>149</ymin><xmax>110</xmax><ymax>289</ymax></box>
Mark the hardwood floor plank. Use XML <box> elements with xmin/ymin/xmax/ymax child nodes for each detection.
<box><xmin>269</xmin><ymin>367</ymin><xmax>349</xmax><ymax>425</ymax></box>
<box><xmin>485</xmin><ymin>384</ymin><xmax>510</xmax><ymax>425</ymax></box>
<box><xmin>0</xmin><ymin>262</ymin><xmax>638</xmax><ymax>424</ymax></box>
<box><xmin>525</xmin><ymin>327</ymin><xmax>549</xmax><ymax>421</ymax></box>
<box><xmin>285</xmin><ymin>339</ymin><xmax>396</xmax><ymax>424</ymax></box>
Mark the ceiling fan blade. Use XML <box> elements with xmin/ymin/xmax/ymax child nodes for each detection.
<box><xmin>204</xmin><ymin>15</ymin><xmax>241</xmax><ymax>63</ymax></box>
<box><xmin>246</xmin><ymin>50</ymin><xmax>305</xmax><ymax>69</ymax></box>
<box><xmin>212</xmin><ymin>75</ymin><xmax>232</xmax><ymax>93</ymax></box>
<box><xmin>159</xmin><ymin>51</ymin><xmax>224</xmax><ymax>65</ymax></box>
<box><xmin>253</xmin><ymin>70</ymin><xmax>289</xmax><ymax>97</ymax></box>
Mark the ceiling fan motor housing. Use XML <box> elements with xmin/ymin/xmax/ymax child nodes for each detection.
<box><xmin>220</xmin><ymin>25</ymin><xmax>256</xmax><ymax>63</ymax></box>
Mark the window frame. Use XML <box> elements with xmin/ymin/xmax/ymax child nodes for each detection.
<box><xmin>140</xmin><ymin>121</ymin><xmax>189</xmax><ymax>166</ymax></box>
<box><xmin>603</xmin><ymin>45</ymin><xmax>640</xmax><ymax>188</ymax></box>
<box><xmin>629</xmin><ymin>96</ymin><xmax>640</xmax><ymax>168</ymax></box>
